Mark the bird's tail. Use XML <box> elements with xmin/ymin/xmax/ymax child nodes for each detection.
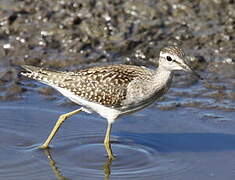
<box><xmin>21</xmin><ymin>65</ymin><xmax>62</xmax><ymax>85</ymax></box>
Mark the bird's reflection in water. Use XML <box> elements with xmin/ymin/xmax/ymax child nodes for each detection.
<box><xmin>43</xmin><ymin>149</ymin><xmax>71</xmax><ymax>180</ymax></box>
<box><xmin>43</xmin><ymin>149</ymin><xmax>113</xmax><ymax>180</ymax></box>
<box><xmin>103</xmin><ymin>157</ymin><xmax>113</xmax><ymax>180</ymax></box>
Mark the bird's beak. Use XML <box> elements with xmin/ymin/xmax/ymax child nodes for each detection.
<box><xmin>175</xmin><ymin>60</ymin><xmax>203</xmax><ymax>80</ymax></box>
<box><xmin>185</xmin><ymin>64</ymin><xmax>203</xmax><ymax>80</ymax></box>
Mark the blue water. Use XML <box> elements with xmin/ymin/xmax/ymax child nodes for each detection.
<box><xmin>0</xmin><ymin>94</ymin><xmax>235</xmax><ymax>180</ymax></box>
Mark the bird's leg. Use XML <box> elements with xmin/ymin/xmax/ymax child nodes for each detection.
<box><xmin>104</xmin><ymin>122</ymin><xmax>115</xmax><ymax>159</ymax></box>
<box><xmin>39</xmin><ymin>108</ymin><xmax>83</xmax><ymax>149</ymax></box>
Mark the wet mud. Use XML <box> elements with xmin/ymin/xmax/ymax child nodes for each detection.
<box><xmin>0</xmin><ymin>0</ymin><xmax>235</xmax><ymax>180</ymax></box>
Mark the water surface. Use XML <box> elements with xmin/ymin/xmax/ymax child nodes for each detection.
<box><xmin>0</xmin><ymin>0</ymin><xmax>235</xmax><ymax>179</ymax></box>
<box><xmin>1</xmin><ymin>96</ymin><xmax>235</xmax><ymax>180</ymax></box>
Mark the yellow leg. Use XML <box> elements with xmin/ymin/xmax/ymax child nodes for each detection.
<box><xmin>104</xmin><ymin>123</ymin><xmax>115</xmax><ymax>159</ymax></box>
<box><xmin>39</xmin><ymin>108</ymin><xmax>83</xmax><ymax>149</ymax></box>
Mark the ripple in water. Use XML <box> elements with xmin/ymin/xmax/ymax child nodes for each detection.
<box><xmin>0</xmin><ymin>106</ymin><xmax>64</xmax><ymax>180</ymax></box>
<box><xmin>0</xmin><ymin>106</ymin><xmax>194</xmax><ymax>180</ymax></box>
<box><xmin>39</xmin><ymin>132</ymin><xmax>193</xmax><ymax>179</ymax></box>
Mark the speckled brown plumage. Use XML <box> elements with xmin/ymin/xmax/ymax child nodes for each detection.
<box><xmin>21</xmin><ymin>45</ymin><xmax>197</xmax><ymax>116</ymax></box>
<box><xmin>21</xmin><ymin>64</ymin><xmax>154</xmax><ymax>108</ymax></box>
<box><xmin>161</xmin><ymin>46</ymin><xmax>185</xmax><ymax>58</ymax></box>
<box><xmin>20</xmin><ymin>46</ymin><xmax>202</xmax><ymax>159</ymax></box>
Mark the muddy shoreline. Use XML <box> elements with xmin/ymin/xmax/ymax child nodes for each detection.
<box><xmin>0</xmin><ymin>1</ymin><xmax>235</xmax><ymax>180</ymax></box>
<box><xmin>0</xmin><ymin>0</ymin><xmax>234</xmax><ymax>107</ymax></box>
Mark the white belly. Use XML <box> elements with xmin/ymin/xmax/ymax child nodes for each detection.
<box><xmin>53</xmin><ymin>86</ymin><xmax>122</xmax><ymax>123</ymax></box>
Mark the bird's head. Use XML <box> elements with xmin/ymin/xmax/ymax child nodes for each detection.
<box><xmin>159</xmin><ymin>46</ymin><xmax>202</xmax><ymax>79</ymax></box>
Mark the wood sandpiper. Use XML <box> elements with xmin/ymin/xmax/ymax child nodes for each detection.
<box><xmin>21</xmin><ymin>45</ymin><xmax>202</xmax><ymax>159</ymax></box>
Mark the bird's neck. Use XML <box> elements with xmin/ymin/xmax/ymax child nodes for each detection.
<box><xmin>153</xmin><ymin>65</ymin><xmax>173</xmax><ymax>87</ymax></box>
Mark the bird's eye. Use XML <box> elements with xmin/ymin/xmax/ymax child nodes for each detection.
<box><xmin>166</xmin><ymin>56</ymin><xmax>172</xmax><ymax>61</ymax></box>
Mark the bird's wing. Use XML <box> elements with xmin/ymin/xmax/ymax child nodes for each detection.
<box><xmin>21</xmin><ymin>65</ymin><xmax>152</xmax><ymax>108</ymax></box>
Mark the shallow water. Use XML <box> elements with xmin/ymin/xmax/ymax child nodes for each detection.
<box><xmin>0</xmin><ymin>0</ymin><xmax>235</xmax><ymax>179</ymax></box>
<box><xmin>0</xmin><ymin>95</ymin><xmax>235</xmax><ymax>180</ymax></box>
